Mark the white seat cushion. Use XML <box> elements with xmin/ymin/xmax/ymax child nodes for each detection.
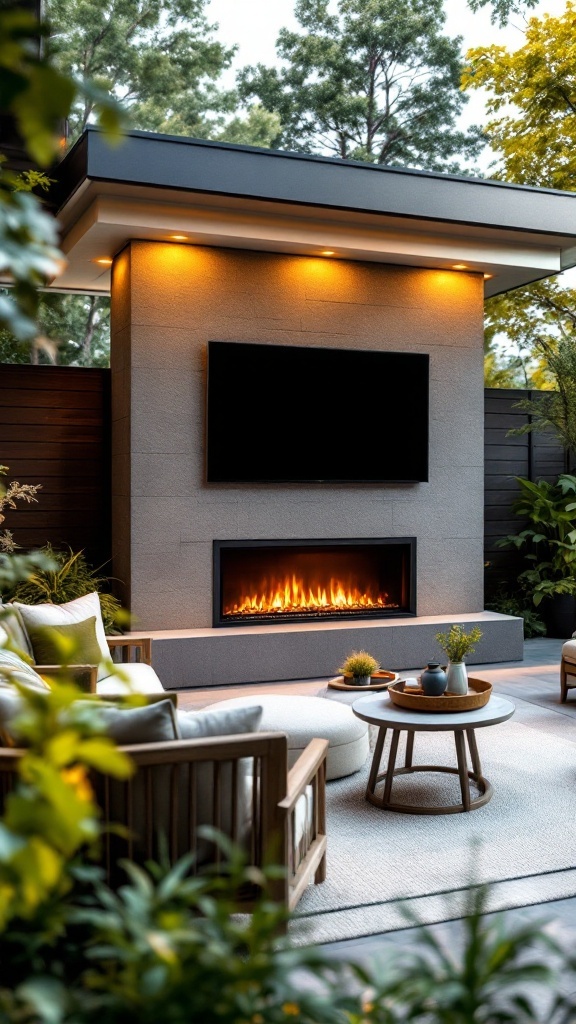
<box><xmin>562</xmin><ymin>639</ymin><xmax>576</xmax><ymax>664</ymax></box>
<box><xmin>96</xmin><ymin>662</ymin><xmax>165</xmax><ymax>696</ymax></box>
<box><xmin>199</xmin><ymin>694</ymin><xmax>369</xmax><ymax>780</ymax></box>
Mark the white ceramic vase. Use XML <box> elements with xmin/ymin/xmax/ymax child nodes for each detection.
<box><xmin>446</xmin><ymin>660</ymin><xmax>468</xmax><ymax>695</ymax></box>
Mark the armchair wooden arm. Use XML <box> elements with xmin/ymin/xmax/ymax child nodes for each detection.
<box><xmin>280</xmin><ymin>738</ymin><xmax>328</xmax><ymax>909</ymax></box>
<box><xmin>107</xmin><ymin>636</ymin><xmax>152</xmax><ymax>665</ymax></box>
<box><xmin>36</xmin><ymin>664</ymin><xmax>98</xmax><ymax>692</ymax></box>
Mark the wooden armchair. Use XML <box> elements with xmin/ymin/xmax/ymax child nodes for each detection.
<box><xmin>0</xmin><ymin>731</ymin><xmax>328</xmax><ymax>913</ymax></box>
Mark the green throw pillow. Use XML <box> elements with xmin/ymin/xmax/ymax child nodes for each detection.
<box><xmin>27</xmin><ymin>615</ymin><xmax>103</xmax><ymax>667</ymax></box>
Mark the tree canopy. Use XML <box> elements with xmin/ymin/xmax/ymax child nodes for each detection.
<box><xmin>462</xmin><ymin>3</ymin><xmax>576</xmax><ymax>387</ymax></box>
<box><xmin>237</xmin><ymin>0</ymin><xmax>484</xmax><ymax>172</ymax></box>
<box><xmin>44</xmin><ymin>0</ymin><xmax>239</xmax><ymax>142</ymax></box>
<box><xmin>463</xmin><ymin>2</ymin><xmax>576</xmax><ymax>190</ymax></box>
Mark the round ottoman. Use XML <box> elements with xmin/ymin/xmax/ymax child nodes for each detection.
<box><xmin>200</xmin><ymin>694</ymin><xmax>370</xmax><ymax>780</ymax></box>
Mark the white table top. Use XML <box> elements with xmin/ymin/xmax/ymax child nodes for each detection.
<box><xmin>352</xmin><ymin>692</ymin><xmax>516</xmax><ymax>731</ymax></box>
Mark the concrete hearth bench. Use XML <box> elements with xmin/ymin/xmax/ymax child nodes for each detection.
<box><xmin>200</xmin><ymin>693</ymin><xmax>370</xmax><ymax>780</ymax></box>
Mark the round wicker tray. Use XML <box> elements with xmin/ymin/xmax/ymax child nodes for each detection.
<box><xmin>388</xmin><ymin>676</ymin><xmax>492</xmax><ymax>712</ymax></box>
<box><xmin>328</xmin><ymin>670</ymin><xmax>399</xmax><ymax>692</ymax></box>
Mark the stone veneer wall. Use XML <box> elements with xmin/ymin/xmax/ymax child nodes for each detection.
<box><xmin>110</xmin><ymin>241</ymin><xmax>485</xmax><ymax>631</ymax></box>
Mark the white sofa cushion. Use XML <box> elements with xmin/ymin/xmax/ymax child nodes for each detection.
<box><xmin>96</xmin><ymin>662</ymin><xmax>165</xmax><ymax>696</ymax></box>
<box><xmin>563</xmin><ymin>639</ymin><xmax>576</xmax><ymax>664</ymax></box>
<box><xmin>12</xmin><ymin>593</ymin><xmax>111</xmax><ymax>682</ymax></box>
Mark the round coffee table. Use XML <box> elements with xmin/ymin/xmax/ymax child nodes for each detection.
<box><xmin>352</xmin><ymin>693</ymin><xmax>515</xmax><ymax>815</ymax></box>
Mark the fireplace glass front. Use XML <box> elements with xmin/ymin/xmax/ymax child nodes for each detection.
<box><xmin>213</xmin><ymin>538</ymin><xmax>416</xmax><ymax>627</ymax></box>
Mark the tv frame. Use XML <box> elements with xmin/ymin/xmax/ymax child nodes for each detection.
<box><xmin>205</xmin><ymin>340</ymin><xmax>429</xmax><ymax>485</ymax></box>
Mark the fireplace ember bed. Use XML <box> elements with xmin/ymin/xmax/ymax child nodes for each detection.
<box><xmin>213</xmin><ymin>538</ymin><xmax>416</xmax><ymax>627</ymax></box>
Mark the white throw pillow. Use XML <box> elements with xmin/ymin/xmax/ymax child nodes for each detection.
<box><xmin>0</xmin><ymin>602</ymin><xmax>33</xmax><ymax>659</ymax></box>
<box><xmin>0</xmin><ymin>648</ymin><xmax>50</xmax><ymax>693</ymax></box>
<box><xmin>12</xmin><ymin>593</ymin><xmax>111</xmax><ymax>682</ymax></box>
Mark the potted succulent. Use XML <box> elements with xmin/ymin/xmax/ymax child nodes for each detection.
<box><xmin>338</xmin><ymin>649</ymin><xmax>380</xmax><ymax>686</ymax></box>
<box><xmin>435</xmin><ymin>624</ymin><xmax>483</xmax><ymax>695</ymax></box>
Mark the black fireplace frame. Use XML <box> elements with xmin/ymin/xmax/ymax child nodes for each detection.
<box><xmin>212</xmin><ymin>537</ymin><xmax>417</xmax><ymax>627</ymax></box>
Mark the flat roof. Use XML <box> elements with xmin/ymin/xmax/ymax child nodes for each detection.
<box><xmin>48</xmin><ymin>128</ymin><xmax>576</xmax><ymax>296</ymax></box>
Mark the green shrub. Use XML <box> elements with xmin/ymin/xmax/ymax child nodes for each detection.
<box><xmin>4</xmin><ymin>544</ymin><xmax>123</xmax><ymax>633</ymax></box>
<box><xmin>486</xmin><ymin>590</ymin><xmax>547</xmax><ymax>639</ymax></box>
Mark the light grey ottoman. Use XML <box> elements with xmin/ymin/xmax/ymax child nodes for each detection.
<box><xmin>200</xmin><ymin>694</ymin><xmax>370</xmax><ymax>780</ymax></box>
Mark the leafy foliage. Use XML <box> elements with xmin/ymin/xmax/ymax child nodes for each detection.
<box><xmin>356</xmin><ymin>883</ymin><xmax>562</xmax><ymax>1023</ymax></box>
<box><xmin>0</xmin><ymin>464</ymin><xmax>42</xmax><ymax>554</ymax></box>
<box><xmin>435</xmin><ymin>624</ymin><xmax>483</xmax><ymax>662</ymax></box>
<box><xmin>45</xmin><ymin>0</ymin><xmax>238</xmax><ymax>143</ymax></box>
<box><xmin>497</xmin><ymin>475</ymin><xmax>576</xmax><ymax>606</ymax></box>
<box><xmin>237</xmin><ymin>0</ymin><xmax>484</xmax><ymax>171</ymax></box>
<box><xmin>463</xmin><ymin>3</ymin><xmax>576</xmax><ymax>191</ymax></box>
<box><xmin>0</xmin><ymin>6</ymin><xmax>122</xmax><ymax>346</ymax></box>
<box><xmin>4</xmin><ymin>545</ymin><xmax>123</xmax><ymax>634</ymax></box>
<box><xmin>483</xmin><ymin>280</ymin><xmax>576</xmax><ymax>392</ymax></box>
<box><xmin>466</xmin><ymin>0</ymin><xmax>539</xmax><ymax>28</ymax></box>
<box><xmin>484</xmin><ymin>589</ymin><xmax>546</xmax><ymax>639</ymax></box>
<box><xmin>463</xmin><ymin>5</ymin><xmax>576</xmax><ymax>385</ymax></box>
<box><xmin>0</xmin><ymin>291</ymin><xmax>111</xmax><ymax>366</ymax></box>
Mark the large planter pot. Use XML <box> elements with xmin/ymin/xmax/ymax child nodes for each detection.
<box><xmin>540</xmin><ymin>594</ymin><xmax>576</xmax><ymax>639</ymax></box>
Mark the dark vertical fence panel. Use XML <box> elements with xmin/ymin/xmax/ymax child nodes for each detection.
<box><xmin>0</xmin><ymin>365</ymin><xmax>111</xmax><ymax>572</ymax></box>
<box><xmin>484</xmin><ymin>388</ymin><xmax>567</xmax><ymax>596</ymax></box>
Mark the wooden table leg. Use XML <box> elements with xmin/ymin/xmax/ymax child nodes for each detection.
<box><xmin>405</xmin><ymin>731</ymin><xmax>414</xmax><ymax>769</ymax></box>
<box><xmin>465</xmin><ymin>728</ymin><xmax>482</xmax><ymax>778</ymax></box>
<box><xmin>366</xmin><ymin>726</ymin><xmax>386</xmax><ymax>799</ymax></box>
<box><xmin>382</xmin><ymin>729</ymin><xmax>400</xmax><ymax>806</ymax></box>
<box><xmin>454</xmin><ymin>731</ymin><xmax>470</xmax><ymax>811</ymax></box>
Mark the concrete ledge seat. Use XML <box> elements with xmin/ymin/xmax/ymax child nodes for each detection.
<box><xmin>200</xmin><ymin>694</ymin><xmax>370</xmax><ymax>780</ymax></box>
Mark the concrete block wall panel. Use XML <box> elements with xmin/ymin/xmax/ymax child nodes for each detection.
<box><xmin>111</xmin><ymin>241</ymin><xmax>485</xmax><ymax>632</ymax></box>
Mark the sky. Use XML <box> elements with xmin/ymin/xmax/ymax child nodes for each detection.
<box><xmin>206</xmin><ymin>0</ymin><xmax>569</xmax><ymax>174</ymax></box>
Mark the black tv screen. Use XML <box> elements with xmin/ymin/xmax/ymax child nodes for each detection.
<box><xmin>206</xmin><ymin>341</ymin><xmax>429</xmax><ymax>484</ymax></box>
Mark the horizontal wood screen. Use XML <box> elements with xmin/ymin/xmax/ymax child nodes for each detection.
<box><xmin>0</xmin><ymin>365</ymin><xmax>111</xmax><ymax>573</ymax></box>
<box><xmin>484</xmin><ymin>388</ymin><xmax>567</xmax><ymax>597</ymax></box>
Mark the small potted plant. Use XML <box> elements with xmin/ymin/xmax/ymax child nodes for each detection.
<box><xmin>338</xmin><ymin>649</ymin><xmax>380</xmax><ymax>686</ymax></box>
<box><xmin>435</xmin><ymin>624</ymin><xmax>483</xmax><ymax>695</ymax></box>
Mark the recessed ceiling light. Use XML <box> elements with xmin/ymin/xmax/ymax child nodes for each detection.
<box><xmin>321</xmin><ymin>250</ymin><xmax>335</xmax><ymax>256</ymax></box>
<box><xmin>170</xmin><ymin>234</ymin><xmax>189</xmax><ymax>241</ymax></box>
<box><xmin>483</xmin><ymin>273</ymin><xmax>494</xmax><ymax>279</ymax></box>
<box><xmin>452</xmin><ymin>263</ymin><xmax>467</xmax><ymax>270</ymax></box>
<box><xmin>93</xmin><ymin>257</ymin><xmax>113</xmax><ymax>266</ymax></box>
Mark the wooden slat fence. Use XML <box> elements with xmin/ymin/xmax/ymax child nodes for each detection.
<box><xmin>0</xmin><ymin>365</ymin><xmax>111</xmax><ymax>573</ymax></box>
<box><xmin>484</xmin><ymin>387</ymin><xmax>568</xmax><ymax>597</ymax></box>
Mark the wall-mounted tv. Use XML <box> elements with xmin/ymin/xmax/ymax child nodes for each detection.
<box><xmin>206</xmin><ymin>340</ymin><xmax>429</xmax><ymax>484</ymax></box>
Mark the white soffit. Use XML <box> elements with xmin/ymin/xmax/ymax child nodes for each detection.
<box><xmin>53</xmin><ymin>186</ymin><xmax>563</xmax><ymax>297</ymax></box>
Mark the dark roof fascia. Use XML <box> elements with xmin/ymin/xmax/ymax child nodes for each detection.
<box><xmin>51</xmin><ymin>127</ymin><xmax>576</xmax><ymax>241</ymax></box>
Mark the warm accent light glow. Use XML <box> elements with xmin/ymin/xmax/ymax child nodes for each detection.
<box><xmin>170</xmin><ymin>234</ymin><xmax>189</xmax><ymax>241</ymax></box>
<box><xmin>223</xmin><ymin>574</ymin><xmax>398</xmax><ymax>619</ymax></box>
<box><xmin>452</xmin><ymin>263</ymin><xmax>467</xmax><ymax>269</ymax></box>
<box><xmin>483</xmin><ymin>273</ymin><xmax>494</xmax><ymax>279</ymax></box>
<box><xmin>321</xmin><ymin>250</ymin><xmax>335</xmax><ymax>255</ymax></box>
<box><xmin>94</xmin><ymin>257</ymin><xmax>113</xmax><ymax>265</ymax></box>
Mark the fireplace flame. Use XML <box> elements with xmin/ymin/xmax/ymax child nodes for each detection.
<box><xmin>223</xmin><ymin>573</ymin><xmax>399</xmax><ymax>618</ymax></box>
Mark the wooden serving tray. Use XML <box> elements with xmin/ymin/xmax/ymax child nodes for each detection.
<box><xmin>388</xmin><ymin>676</ymin><xmax>492</xmax><ymax>712</ymax></box>
<box><xmin>328</xmin><ymin>670</ymin><xmax>399</xmax><ymax>692</ymax></box>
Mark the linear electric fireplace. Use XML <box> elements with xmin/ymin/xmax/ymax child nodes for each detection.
<box><xmin>213</xmin><ymin>538</ymin><xmax>416</xmax><ymax>627</ymax></box>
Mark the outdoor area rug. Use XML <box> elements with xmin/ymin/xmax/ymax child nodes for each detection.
<box><xmin>290</xmin><ymin>697</ymin><xmax>576</xmax><ymax>946</ymax></box>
